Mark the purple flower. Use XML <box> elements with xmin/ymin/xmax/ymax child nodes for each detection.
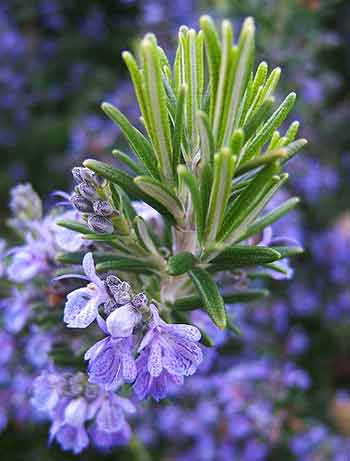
<box><xmin>0</xmin><ymin>287</ymin><xmax>32</xmax><ymax>333</ymax></box>
<box><xmin>134</xmin><ymin>351</ymin><xmax>184</xmax><ymax>401</ymax></box>
<box><xmin>85</xmin><ymin>337</ymin><xmax>137</xmax><ymax>389</ymax></box>
<box><xmin>133</xmin><ymin>305</ymin><xmax>202</xmax><ymax>400</ymax></box>
<box><xmin>64</xmin><ymin>252</ymin><xmax>109</xmax><ymax>328</ymax></box>
<box><xmin>31</xmin><ymin>371</ymin><xmax>65</xmax><ymax>414</ymax></box>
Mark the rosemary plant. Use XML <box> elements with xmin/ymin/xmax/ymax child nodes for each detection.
<box><xmin>53</xmin><ymin>15</ymin><xmax>306</xmax><ymax>411</ymax></box>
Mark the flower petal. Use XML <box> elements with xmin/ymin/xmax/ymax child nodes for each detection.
<box><xmin>64</xmin><ymin>397</ymin><xmax>88</xmax><ymax>427</ymax></box>
<box><xmin>147</xmin><ymin>340</ymin><xmax>163</xmax><ymax>377</ymax></box>
<box><xmin>106</xmin><ymin>304</ymin><xmax>141</xmax><ymax>338</ymax></box>
<box><xmin>169</xmin><ymin>324</ymin><xmax>201</xmax><ymax>342</ymax></box>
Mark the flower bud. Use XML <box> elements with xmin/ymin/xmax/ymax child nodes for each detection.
<box><xmin>93</xmin><ymin>199</ymin><xmax>114</xmax><ymax>217</ymax></box>
<box><xmin>10</xmin><ymin>183</ymin><xmax>42</xmax><ymax>221</ymax></box>
<box><xmin>132</xmin><ymin>292</ymin><xmax>148</xmax><ymax>308</ymax></box>
<box><xmin>70</xmin><ymin>194</ymin><xmax>93</xmax><ymax>213</ymax></box>
<box><xmin>91</xmin><ymin>173</ymin><xmax>106</xmax><ymax>187</ymax></box>
<box><xmin>76</xmin><ymin>181</ymin><xmax>97</xmax><ymax>201</ymax></box>
<box><xmin>87</xmin><ymin>214</ymin><xmax>114</xmax><ymax>234</ymax></box>
<box><xmin>112</xmin><ymin>281</ymin><xmax>132</xmax><ymax>305</ymax></box>
<box><xmin>72</xmin><ymin>167</ymin><xmax>94</xmax><ymax>184</ymax></box>
<box><xmin>105</xmin><ymin>275</ymin><xmax>122</xmax><ymax>287</ymax></box>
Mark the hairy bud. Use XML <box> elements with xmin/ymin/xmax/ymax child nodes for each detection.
<box><xmin>76</xmin><ymin>182</ymin><xmax>97</xmax><ymax>201</ymax></box>
<box><xmin>87</xmin><ymin>214</ymin><xmax>113</xmax><ymax>234</ymax></box>
<box><xmin>72</xmin><ymin>167</ymin><xmax>94</xmax><ymax>184</ymax></box>
<box><xmin>93</xmin><ymin>200</ymin><xmax>114</xmax><ymax>217</ymax></box>
<box><xmin>70</xmin><ymin>194</ymin><xmax>94</xmax><ymax>213</ymax></box>
<box><xmin>132</xmin><ymin>292</ymin><xmax>148</xmax><ymax>308</ymax></box>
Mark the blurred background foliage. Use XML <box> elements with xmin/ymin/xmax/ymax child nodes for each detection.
<box><xmin>0</xmin><ymin>0</ymin><xmax>349</xmax><ymax>459</ymax></box>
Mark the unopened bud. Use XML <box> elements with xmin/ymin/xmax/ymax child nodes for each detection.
<box><xmin>105</xmin><ymin>275</ymin><xmax>122</xmax><ymax>288</ymax></box>
<box><xmin>87</xmin><ymin>214</ymin><xmax>114</xmax><ymax>234</ymax></box>
<box><xmin>132</xmin><ymin>292</ymin><xmax>148</xmax><ymax>308</ymax></box>
<box><xmin>72</xmin><ymin>167</ymin><xmax>94</xmax><ymax>184</ymax></box>
<box><xmin>93</xmin><ymin>200</ymin><xmax>114</xmax><ymax>217</ymax></box>
<box><xmin>103</xmin><ymin>298</ymin><xmax>117</xmax><ymax>316</ymax></box>
<box><xmin>70</xmin><ymin>194</ymin><xmax>93</xmax><ymax>213</ymax></box>
<box><xmin>91</xmin><ymin>173</ymin><xmax>106</xmax><ymax>187</ymax></box>
<box><xmin>112</xmin><ymin>281</ymin><xmax>132</xmax><ymax>304</ymax></box>
<box><xmin>76</xmin><ymin>181</ymin><xmax>97</xmax><ymax>201</ymax></box>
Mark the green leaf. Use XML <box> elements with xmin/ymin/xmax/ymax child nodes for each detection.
<box><xmin>167</xmin><ymin>251</ymin><xmax>198</xmax><ymax>276</ymax></box>
<box><xmin>122</xmin><ymin>51</ymin><xmax>153</xmax><ymax>139</ymax></box>
<box><xmin>221</xmin><ymin>17</ymin><xmax>255</xmax><ymax>146</ymax></box>
<box><xmin>170</xmin><ymin>288</ymin><xmax>268</xmax><ymax>310</ymax></box>
<box><xmin>141</xmin><ymin>35</ymin><xmax>173</xmax><ymax>183</ymax></box>
<box><xmin>177</xmin><ymin>165</ymin><xmax>205</xmax><ymax>243</ymax></box>
<box><xmin>285</xmin><ymin>120</ymin><xmax>300</xmax><ymax>143</ymax></box>
<box><xmin>207</xmin><ymin>245</ymin><xmax>281</xmax><ymax>271</ymax></box>
<box><xmin>282</xmin><ymin>138</ymin><xmax>308</xmax><ymax>163</ymax></box>
<box><xmin>238</xmin><ymin>197</ymin><xmax>300</xmax><ymax>242</ymax></box>
<box><xmin>212</xmin><ymin>19</ymin><xmax>233</xmax><ymax>143</ymax></box>
<box><xmin>270</xmin><ymin>246</ymin><xmax>304</xmax><ymax>258</ymax></box>
<box><xmin>96</xmin><ymin>257</ymin><xmax>157</xmax><ymax>274</ymax></box>
<box><xmin>218</xmin><ymin>162</ymin><xmax>280</xmax><ymax>243</ymax></box>
<box><xmin>230</xmin><ymin>128</ymin><xmax>245</xmax><ymax>156</ymax></box>
<box><xmin>172</xmin><ymin>84</ymin><xmax>186</xmax><ymax>169</ymax></box>
<box><xmin>56</xmin><ymin>219</ymin><xmax>91</xmax><ymax>235</ymax></box>
<box><xmin>240</xmin><ymin>92</ymin><xmax>296</xmax><ymax>163</ymax></box>
<box><xmin>243</xmin><ymin>96</ymin><xmax>275</xmax><ymax>140</ymax></box>
<box><xmin>235</xmin><ymin>148</ymin><xmax>287</xmax><ymax>176</ymax></box>
<box><xmin>188</xmin><ymin>267</ymin><xmax>227</xmax><ymax>329</ymax></box>
<box><xmin>101</xmin><ymin>102</ymin><xmax>159</xmax><ymax>178</ymax></box>
<box><xmin>112</xmin><ymin>149</ymin><xmax>146</xmax><ymax>176</ymax></box>
<box><xmin>205</xmin><ymin>147</ymin><xmax>237</xmax><ymax>241</ymax></box>
<box><xmin>197</xmin><ymin>111</ymin><xmax>214</xmax><ymax>165</ymax></box>
<box><xmin>200</xmin><ymin>15</ymin><xmax>222</xmax><ymax>122</ymax></box>
<box><xmin>134</xmin><ymin>176</ymin><xmax>184</xmax><ymax>225</ymax></box>
<box><xmin>133</xmin><ymin>216</ymin><xmax>160</xmax><ymax>256</ymax></box>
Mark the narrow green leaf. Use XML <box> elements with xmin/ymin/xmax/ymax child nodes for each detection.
<box><xmin>243</xmin><ymin>96</ymin><xmax>275</xmax><ymax>139</ymax></box>
<box><xmin>238</xmin><ymin>197</ymin><xmax>300</xmax><ymax>242</ymax></box>
<box><xmin>200</xmin><ymin>15</ymin><xmax>222</xmax><ymax>121</ymax></box>
<box><xmin>167</xmin><ymin>251</ymin><xmax>198</xmax><ymax>276</ymax></box>
<box><xmin>270</xmin><ymin>246</ymin><xmax>304</xmax><ymax>258</ymax></box>
<box><xmin>101</xmin><ymin>102</ymin><xmax>159</xmax><ymax>178</ymax></box>
<box><xmin>122</xmin><ymin>51</ymin><xmax>153</xmax><ymax>137</ymax></box>
<box><xmin>230</xmin><ymin>128</ymin><xmax>245</xmax><ymax>156</ymax></box>
<box><xmin>134</xmin><ymin>216</ymin><xmax>160</xmax><ymax>256</ymax></box>
<box><xmin>282</xmin><ymin>138</ymin><xmax>308</xmax><ymax>162</ymax></box>
<box><xmin>112</xmin><ymin>149</ymin><xmax>145</xmax><ymax>176</ymax></box>
<box><xmin>207</xmin><ymin>245</ymin><xmax>281</xmax><ymax>270</ymax></box>
<box><xmin>212</xmin><ymin>19</ymin><xmax>233</xmax><ymax>142</ymax></box>
<box><xmin>285</xmin><ymin>120</ymin><xmax>300</xmax><ymax>143</ymax></box>
<box><xmin>177</xmin><ymin>165</ymin><xmax>205</xmax><ymax>243</ymax></box>
<box><xmin>56</xmin><ymin>219</ymin><xmax>90</xmax><ymax>235</ymax></box>
<box><xmin>197</xmin><ymin>111</ymin><xmax>214</xmax><ymax>165</ymax></box>
<box><xmin>235</xmin><ymin>148</ymin><xmax>287</xmax><ymax>176</ymax></box>
<box><xmin>141</xmin><ymin>36</ymin><xmax>173</xmax><ymax>183</ymax></box>
<box><xmin>134</xmin><ymin>176</ymin><xmax>184</xmax><ymax>225</ymax></box>
<box><xmin>188</xmin><ymin>267</ymin><xmax>227</xmax><ymax>329</ymax></box>
<box><xmin>218</xmin><ymin>162</ymin><xmax>280</xmax><ymax>243</ymax></box>
<box><xmin>240</xmin><ymin>92</ymin><xmax>296</xmax><ymax>163</ymax></box>
<box><xmin>206</xmin><ymin>148</ymin><xmax>237</xmax><ymax>241</ymax></box>
<box><xmin>222</xmin><ymin>17</ymin><xmax>255</xmax><ymax>146</ymax></box>
<box><xmin>172</xmin><ymin>85</ymin><xmax>186</xmax><ymax>169</ymax></box>
<box><xmin>96</xmin><ymin>258</ymin><xmax>157</xmax><ymax>274</ymax></box>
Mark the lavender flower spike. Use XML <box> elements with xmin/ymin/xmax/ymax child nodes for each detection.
<box><xmin>133</xmin><ymin>304</ymin><xmax>203</xmax><ymax>400</ymax></box>
<box><xmin>64</xmin><ymin>252</ymin><xmax>109</xmax><ymax>328</ymax></box>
